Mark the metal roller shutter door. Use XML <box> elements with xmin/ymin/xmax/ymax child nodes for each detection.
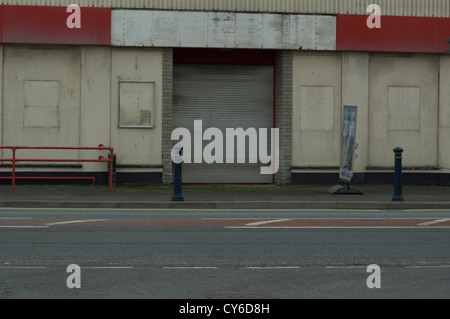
<box><xmin>173</xmin><ymin>64</ymin><xmax>274</xmax><ymax>183</ymax></box>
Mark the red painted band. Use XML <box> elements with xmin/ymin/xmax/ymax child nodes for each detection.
<box><xmin>337</xmin><ymin>14</ymin><xmax>450</xmax><ymax>53</ymax></box>
<box><xmin>1</xmin><ymin>5</ymin><xmax>110</xmax><ymax>45</ymax></box>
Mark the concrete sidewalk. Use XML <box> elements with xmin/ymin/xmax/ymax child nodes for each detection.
<box><xmin>0</xmin><ymin>183</ymin><xmax>449</xmax><ymax>209</ymax></box>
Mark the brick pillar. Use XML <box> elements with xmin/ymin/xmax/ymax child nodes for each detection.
<box><xmin>162</xmin><ymin>48</ymin><xmax>174</xmax><ymax>185</ymax></box>
<box><xmin>275</xmin><ymin>51</ymin><xmax>293</xmax><ymax>186</ymax></box>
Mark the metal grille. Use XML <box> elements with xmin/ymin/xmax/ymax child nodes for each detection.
<box><xmin>173</xmin><ymin>64</ymin><xmax>274</xmax><ymax>184</ymax></box>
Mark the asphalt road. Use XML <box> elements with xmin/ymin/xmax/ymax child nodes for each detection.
<box><xmin>1</xmin><ymin>208</ymin><xmax>450</xmax><ymax>300</ymax></box>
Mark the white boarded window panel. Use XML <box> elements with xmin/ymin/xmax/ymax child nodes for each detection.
<box><xmin>119</xmin><ymin>81</ymin><xmax>155</xmax><ymax>128</ymax></box>
<box><xmin>299</xmin><ymin>86</ymin><xmax>334</xmax><ymax>131</ymax></box>
<box><xmin>23</xmin><ymin>80</ymin><xmax>59</xmax><ymax>128</ymax></box>
<box><xmin>388</xmin><ymin>87</ymin><xmax>421</xmax><ymax>131</ymax></box>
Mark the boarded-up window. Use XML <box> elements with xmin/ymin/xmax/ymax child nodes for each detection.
<box><xmin>118</xmin><ymin>81</ymin><xmax>155</xmax><ymax>128</ymax></box>
<box><xmin>23</xmin><ymin>80</ymin><xmax>60</xmax><ymax>128</ymax></box>
<box><xmin>388</xmin><ymin>87</ymin><xmax>421</xmax><ymax>131</ymax></box>
<box><xmin>297</xmin><ymin>86</ymin><xmax>334</xmax><ymax>131</ymax></box>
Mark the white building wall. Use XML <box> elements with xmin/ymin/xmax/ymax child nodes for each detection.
<box><xmin>0</xmin><ymin>48</ymin><xmax>449</xmax><ymax>179</ymax></box>
<box><xmin>292</xmin><ymin>51</ymin><xmax>448</xmax><ymax>175</ymax></box>
<box><xmin>368</xmin><ymin>54</ymin><xmax>439</xmax><ymax>168</ymax></box>
<box><xmin>0</xmin><ymin>45</ymin><xmax>3</xmax><ymax>161</ymax></box>
<box><xmin>439</xmin><ymin>55</ymin><xmax>450</xmax><ymax>170</ymax></box>
<box><xmin>292</xmin><ymin>52</ymin><xmax>342</xmax><ymax>168</ymax></box>
<box><xmin>80</xmin><ymin>46</ymin><xmax>112</xmax><ymax>172</ymax></box>
<box><xmin>0</xmin><ymin>45</ymin><xmax>164</xmax><ymax>175</ymax></box>
<box><xmin>342</xmin><ymin>52</ymin><xmax>369</xmax><ymax>174</ymax></box>
<box><xmin>110</xmin><ymin>48</ymin><xmax>163</xmax><ymax>170</ymax></box>
<box><xmin>2</xmin><ymin>45</ymin><xmax>82</xmax><ymax>162</ymax></box>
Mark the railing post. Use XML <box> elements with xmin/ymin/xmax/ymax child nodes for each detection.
<box><xmin>108</xmin><ymin>149</ymin><xmax>116</xmax><ymax>192</ymax></box>
<box><xmin>112</xmin><ymin>150</ymin><xmax>117</xmax><ymax>186</ymax></box>
<box><xmin>392</xmin><ymin>147</ymin><xmax>404</xmax><ymax>202</ymax></box>
<box><xmin>12</xmin><ymin>148</ymin><xmax>16</xmax><ymax>192</ymax></box>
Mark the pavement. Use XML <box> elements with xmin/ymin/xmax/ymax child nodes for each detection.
<box><xmin>0</xmin><ymin>182</ymin><xmax>449</xmax><ymax>210</ymax></box>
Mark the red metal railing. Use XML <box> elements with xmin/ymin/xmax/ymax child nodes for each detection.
<box><xmin>0</xmin><ymin>145</ymin><xmax>114</xmax><ymax>192</ymax></box>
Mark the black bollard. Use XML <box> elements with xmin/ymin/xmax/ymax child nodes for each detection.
<box><xmin>172</xmin><ymin>145</ymin><xmax>184</xmax><ymax>202</ymax></box>
<box><xmin>447</xmin><ymin>37</ymin><xmax>450</xmax><ymax>55</ymax></box>
<box><xmin>392</xmin><ymin>147</ymin><xmax>404</xmax><ymax>202</ymax></box>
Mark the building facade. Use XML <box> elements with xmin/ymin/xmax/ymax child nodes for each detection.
<box><xmin>1</xmin><ymin>0</ymin><xmax>450</xmax><ymax>185</ymax></box>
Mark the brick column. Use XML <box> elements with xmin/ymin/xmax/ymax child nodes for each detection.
<box><xmin>162</xmin><ymin>48</ymin><xmax>174</xmax><ymax>185</ymax></box>
<box><xmin>275</xmin><ymin>51</ymin><xmax>293</xmax><ymax>185</ymax></box>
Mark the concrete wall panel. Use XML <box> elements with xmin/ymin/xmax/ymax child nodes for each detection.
<box><xmin>439</xmin><ymin>56</ymin><xmax>450</xmax><ymax>170</ymax></box>
<box><xmin>368</xmin><ymin>55</ymin><xmax>439</xmax><ymax>168</ymax></box>
<box><xmin>110</xmin><ymin>48</ymin><xmax>163</xmax><ymax>168</ymax></box>
<box><xmin>3</xmin><ymin>46</ymin><xmax>81</xmax><ymax>160</ymax></box>
<box><xmin>80</xmin><ymin>46</ymin><xmax>112</xmax><ymax>172</ymax></box>
<box><xmin>292</xmin><ymin>53</ymin><xmax>342</xmax><ymax>167</ymax></box>
<box><xmin>342</xmin><ymin>52</ymin><xmax>369</xmax><ymax>174</ymax></box>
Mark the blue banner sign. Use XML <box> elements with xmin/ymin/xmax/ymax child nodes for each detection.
<box><xmin>340</xmin><ymin>106</ymin><xmax>358</xmax><ymax>182</ymax></box>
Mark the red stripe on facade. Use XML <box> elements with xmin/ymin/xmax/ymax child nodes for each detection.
<box><xmin>337</xmin><ymin>14</ymin><xmax>450</xmax><ymax>53</ymax></box>
<box><xmin>1</xmin><ymin>5</ymin><xmax>110</xmax><ymax>45</ymax></box>
<box><xmin>0</xmin><ymin>6</ymin><xmax>3</xmax><ymax>43</ymax></box>
<box><xmin>336</xmin><ymin>15</ymin><xmax>450</xmax><ymax>53</ymax></box>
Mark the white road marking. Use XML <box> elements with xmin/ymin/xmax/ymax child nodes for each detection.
<box><xmin>326</xmin><ymin>266</ymin><xmax>367</xmax><ymax>269</ymax></box>
<box><xmin>226</xmin><ymin>226</ymin><xmax>450</xmax><ymax>229</ymax></box>
<box><xmin>3</xmin><ymin>264</ymin><xmax>450</xmax><ymax>270</ymax></box>
<box><xmin>44</xmin><ymin>219</ymin><xmax>108</xmax><ymax>226</ymax></box>
<box><xmin>0</xmin><ymin>267</ymin><xmax>47</xmax><ymax>269</ymax></box>
<box><xmin>205</xmin><ymin>217</ymin><xmax>440</xmax><ymax>220</ymax></box>
<box><xmin>245</xmin><ymin>219</ymin><xmax>292</xmax><ymax>226</ymax></box>
<box><xmin>245</xmin><ymin>266</ymin><xmax>301</xmax><ymax>269</ymax></box>
<box><xmin>0</xmin><ymin>226</ymin><xmax>49</xmax><ymax>228</ymax></box>
<box><xmin>165</xmin><ymin>267</ymin><xmax>218</xmax><ymax>270</ymax></box>
<box><xmin>82</xmin><ymin>266</ymin><xmax>133</xmax><ymax>269</ymax></box>
<box><xmin>203</xmin><ymin>218</ymin><xmax>271</xmax><ymax>220</ymax></box>
<box><xmin>0</xmin><ymin>218</ymin><xmax>32</xmax><ymax>219</ymax></box>
<box><xmin>404</xmin><ymin>265</ymin><xmax>450</xmax><ymax>269</ymax></box>
<box><xmin>418</xmin><ymin>219</ymin><xmax>450</xmax><ymax>226</ymax></box>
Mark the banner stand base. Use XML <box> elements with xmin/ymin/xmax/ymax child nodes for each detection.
<box><xmin>328</xmin><ymin>183</ymin><xmax>363</xmax><ymax>195</ymax></box>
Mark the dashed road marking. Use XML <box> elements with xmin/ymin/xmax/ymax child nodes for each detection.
<box><xmin>418</xmin><ymin>219</ymin><xmax>450</xmax><ymax>226</ymax></box>
<box><xmin>245</xmin><ymin>219</ymin><xmax>292</xmax><ymax>226</ymax></box>
<box><xmin>0</xmin><ymin>266</ymin><xmax>47</xmax><ymax>269</ymax></box>
<box><xmin>404</xmin><ymin>265</ymin><xmax>450</xmax><ymax>269</ymax></box>
<box><xmin>163</xmin><ymin>267</ymin><xmax>218</xmax><ymax>269</ymax></box>
<box><xmin>245</xmin><ymin>266</ymin><xmax>301</xmax><ymax>269</ymax></box>
<box><xmin>0</xmin><ymin>226</ymin><xmax>49</xmax><ymax>228</ymax></box>
<box><xmin>44</xmin><ymin>219</ymin><xmax>109</xmax><ymax>226</ymax></box>
<box><xmin>326</xmin><ymin>266</ymin><xmax>368</xmax><ymax>269</ymax></box>
<box><xmin>81</xmin><ymin>266</ymin><xmax>133</xmax><ymax>269</ymax></box>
